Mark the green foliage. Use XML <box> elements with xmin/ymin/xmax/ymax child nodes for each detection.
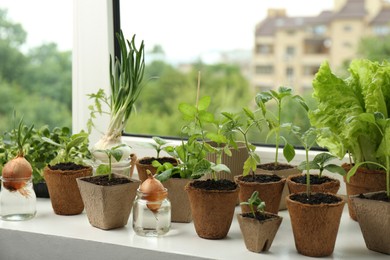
<box><xmin>240</xmin><ymin>191</ymin><xmax>266</xmax><ymax>218</ymax></box>
<box><xmin>0</xmin><ymin>124</ymin><xmax>75</xmax><ymax>183</ymax></box>
<box><xmin>42</xmin><ymin>129</ymin><xmax>90</xmax><ymax>165</ymax></box>
<box><xmin>298</xmin><ymin>152</ymin><xmax>346</xmax><ymax>178</ymax></box>
<box><xmin>358</xmin><ymin>35</ymin><xmax>390</xmax><ymax>62</ymax></box>
<box><xmin>155</xmin><ymin>96</ymin><xmax>230</xmax><ymax>182</ymax></box>
<box><xmin>346</xmin><ymin>112</ymin><xmax>390</xmax><ymax>198</ymax></box>
<box><xmin>140</xmin><ymin>136</ymin><xmax>170</xmax><ymax>158</ymax></box>
<box><xmin>95</xmin><ymin>144</ymin><xmax>127</xmax><ymax>180</ymax></box>
<box><xmin>309</xmin><ymin>60</ymin><xmax>390</xmax><ymax>169</ymax></box>
<box><xmin>221</xmin><ymin>109</ymin><xmax>263</xmax><ymax>177</ymax></box>
<box><xmin>255</xmin><ymin>86</ymin><xmax>308</xmax><ymax>165</ymax></box>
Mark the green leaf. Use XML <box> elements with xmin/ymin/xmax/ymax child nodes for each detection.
<box><xmin>198</xmin><ymin>110</ymin><xmax>214</xmax><ymax>123</ymax></box>
<box><xmin>283</xmin><ymin>143</ymin><xmax>295</xmax><ymax>163</ymax></box>
<box><xmin>192</xmin><ymin>159</ymin><xmax>212</xmax><ymax>178</ymax></box>
<box><xmin>155</xmin><ymin>168</ymin><xmax>173</xmax><ymax>182</ymax></box>
<box><xmin>324</xmin><ymin>164</ymin><xmax>346</xmax><ymax>176</ymax></box>
<box><xmin>152</xmin><ymin>136</ymin><xmax>167</xmax><ymax>146</ymax></box>
<box><xmin>41</xmin><ymin>137</ymin><xmax>62</xmax><ymax>147</ymax></box>
<box><xmin>243</xmin><ymin>156</ymin><xmax>257</xmax><ymax>176</ymax></box>
<box><xmin>178</xmin><ymin>103</ymin><xmax>197</xmax><ymax>120</ymax></box>
<box><xmin>197</xmin><ymin>96</ymin><xmax>211</xmax><ymax>111</ymax></box>
<box><xmin>313</xmin><ymin>152</ymin><xmax>336</xmax><ymax>165</ymax></box>
<box><xmin>111</xmin><ymin>149</ymin><xmax>123</xmax><ymax>162</ymax></box>
<box><xmin>96</xmin><ymin>165</ymin><xmax>110</xmax><ymax>175</ymax></box>
<box><xmin>211</xmin><ymin>163</ymin><xmax>230</xmax><ymax>173</ymax></box>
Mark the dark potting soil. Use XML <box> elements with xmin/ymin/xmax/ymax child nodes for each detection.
<box><xmin>81</xmin><ymin>175</ymin><xmax>131</xmax><ymax>186</ymax></box>
<box><xmin>257</xmin><ymin>163</ymin><xmax>293</xmax><ymax>171</ymax></box>
<box><xmin>139</xmin><ymin>157</ymin><xmax>177</xmax><ymax>165</ymax></box>
<box><xmin>358</xmin><ymin>192</ymin><xmax>390</xmax><ymax>203</ymax></box>
<box><xmin>290</xmin><ymin>193</ymin><xmax>342</xmax><ymax>205</ymax></box>
<box><xmin>48</xmin><ymin>162</ymin><xmax>89</xmax><ymax>171</ymax></box>
<box><xmin>240</xmin><ymin>174</ymin><xmax>281</xmax><ymax>183</ymax></box>
<box><xmin>292</xmin><ymin>174</ymin><xmax>334</xmax><ymax>185</ymax></box>
<box><xmin>242</xmin><ymin>212</ymin><xmax>276</xmax><ymax>221</ymax></box>
<box><xmin>190</xmin><ymin>179</ymin><xmax>237</xmax><ymax>191</ymax></box>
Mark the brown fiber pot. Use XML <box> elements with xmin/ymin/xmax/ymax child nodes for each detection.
<box><xmin>287</xmin><ymin>173</ymin><xmax>340</xmax><ymax>195</ymax></box>
<box><xmin>163</xmin><ymin>178</ymin><xmax>192</xmax><ymax>223</ymax></box>
<box><xmin>286</xmin><ymin>193</ymin><xmax>345</xmax><ymax>257</ymax></box>
<box><xmin>342</xmin><ymin>163</ymin><xmax>386</xmax><ymax>221</ymax></box>
<box><xmin>136</xmin><ymin>157</ymin><xmax>177</xmax><ymax>183</ymax></box>
<box><xmin>76</xmin><ymin>174</ymin><xmax>140</xmax><ymax>230</ymax></box>
<box><xmin>256</xmin><ymin>163</ymin><xmax>301</xmax><ymax>210</ymax></box>
<box><xmin>235</xmin><ymin>174</ymin><xmax>286</xmax><ymax>214</ymax></box>
<box><xmin>205</xmin><ymin>141</ymin><xmax>248</xmax><ymax>181</ymax></box>
<box><xmin>350</xmin><ymin>191</ymin><xmax>390</xmax><ymax>255</ymax></box>
<box><xmin>44</xmin><ymin>165</ymin><xmax>92</xmax><ymax>215</ymax></box>
<box><xmin>237</xmin><ymin>213</ymin><xmax>283</xmax><ymax>253</ymax></box>
<box><xmin>185</xmin><ymin>181</ymin><xmax>239</xmax><ymax>239</ymax></box>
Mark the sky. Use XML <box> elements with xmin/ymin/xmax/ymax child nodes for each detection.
<box><xmin>1</xmin><ymin>0</ymin><xmax>334</xmax><ymax>62</ymax></box>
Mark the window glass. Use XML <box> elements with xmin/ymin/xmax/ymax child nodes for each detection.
<box><xmin>0</xmin><ymin>0</ymin><xmax>72</xmax><ymax>132</ymax></box>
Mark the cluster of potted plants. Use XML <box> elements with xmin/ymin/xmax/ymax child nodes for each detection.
<box><xmin>0</xmin><ymin>29</ymin><xmax>389</xmax><ymax>257</ymax></box>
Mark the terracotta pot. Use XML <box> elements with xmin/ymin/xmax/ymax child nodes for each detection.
<box><xmin>235</xmin><ymin>174</ymin><xmax>285</xmax><ymax>214</ymax></box>
<box><xmin>76</xmin><ymin>174</ymin><xmax>140</xmax><ymax>230</ymax></box>
<box><xmin>342</xmin><ymin>163</ymin><xmax>386</xmax><ymax>221</ymax></box>
<box><xmin>256</xmin><ymin>163</ymin><xmax>301</xmax><ymax>210</ymax></box>
<box><xmin>237</xmin><ymin>212</ymin><xmax>283</xmax><ymax>253</ymax></box>
<box><xmin>163</xmin><ymin>178</ymin><xmax>192</xmax><ymax>223</ymax></box>
<box><xmin>185</xmin><ymin>181</ymin><xmax>239</xmax><ymax>239</ymax></box>
<box><xmin>351</xmin><ymin>191</ymin><xmax>390</xmax><ymax>255</ymax></box>
<box><xmin>136</xmin><ymin>157</ymin><xmax>178</xmax><ymax>183</ymax></box>
<box><xmin>205</xmin><ymin>141</ymin><xmax>248</xmax><ymax>181</ymax></box>
<box><xmin>44</xmin><ymin>165</ymin><xmax>92</xmax><ymax>215</ymax></box>
<box><xmin>286</xmin><ymin>192</ymin><xmax>345</xmax><ymax>257</ymax></box>
<box><xmin>286</xmin><ymin>173</ymin><xmax>340</xmax><ymax>194</ymax></box>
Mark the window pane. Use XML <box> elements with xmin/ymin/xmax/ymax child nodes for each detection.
<box><xmin>0</xmin><ymin>1</ymin><xmax>72</xmax><ymax>132</ymax></box>
<box><xmin>119</xmin><ymin>0</ymin><xmax>390</xmax><ymax>147</ymax></box>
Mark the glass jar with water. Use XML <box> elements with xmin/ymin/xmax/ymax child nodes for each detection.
<box><xmin>0</xmin><ymin>176</ymin><xmax>37</xmax><ymax>221</ymax></box>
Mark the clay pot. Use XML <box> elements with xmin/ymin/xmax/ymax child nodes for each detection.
<box><xmin>256</xmin><ymin>163</ymin><xmax>301</xmax><ymax>210</ymax></box>
<box><xmin>235</xmin><ymin>174</ymin><xmax>285</xmax><ymax>214</ymax></box>
<box><xmin>351</xmin><ymin>191</ymin><xmax>390</xmax><ymax>255</ymax></box>
<box><xmin>163</xmin><ymin>178</ymin><xmax>192</xmax><ymax>223</ymax></box>
<box><xmin>342</xmin><ymin>163</ymin><xmax>386</xmax><ymax>221</ymax></box>
<box><xmin>286</xmin><ymin>192</ymin><xmax>345</xmax><ymax>257</ymax></box>
<box><xmin>237</xmin><ymin>212</ymin><xmax>283</xmax><ymax>253</ymax></box>
<box><xmin>286</xmin><ymin>173</ymin><xmax>340</xmax><ymax>194</ymax></box>
<box><xmin>205</xmin><ymin>141</ymin><xmax>248</xmax><ymax>181</ymax></box>
<box><xmin>76</xmin><ymin>174</ymin><xmax>140</xmax><ymax>230</ymax></box>
<box><xmin>44</xmin><ymin>165</ymin><xmax>92</xmax><ymax>215</ymax></box>
<box><xmin>185</xmin><ymin>180</ymin><xmax>239</xmax><ymax>239</ymax></box>
<box><xmin>136</xmin><ymin>157</ymin><xmax>178</xmax><ymax>183</ymax></box>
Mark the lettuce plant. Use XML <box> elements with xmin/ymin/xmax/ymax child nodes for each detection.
<box><xmin>309</xmin><ymin>59</ymin><xmax>390</xmax><ymax>169</ymax></box>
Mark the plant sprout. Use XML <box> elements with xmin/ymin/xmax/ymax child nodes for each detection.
<box><xmin>240</xmin><ymin>191</ymin><xmax>266</xmax><ymax>218</ymax></box>
<box><xmin>95</xmin><ymin>144</ymin><xmax>127</xmax><ymax>180</ymax></box>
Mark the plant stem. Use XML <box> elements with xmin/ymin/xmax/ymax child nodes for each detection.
<box><xmin>275</xmin><ymin>100</ymin><xmax>282</xmax><ymax>166</ymax></box>
<box><xmin>108</xmin><ymin>153</ymin><xmax>112</xmax><ymax>181</ymax></box>
<box><xmin>387</xmin><ymin>155</ymin><xmax>389</xmax><ymax>198</ymax></box>
<box><xmin>305</xmin><ymin>148</ymin><xmax>311</xmax><ymax>197</ymax></box>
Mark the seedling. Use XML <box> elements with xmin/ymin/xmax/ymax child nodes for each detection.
<box><xmin>240</xmin><ymin>191</ymin><xmax>266</xmax><ymax>218</ymax></box>
<box><xmin>95</xmin><ymin>144</ymin><xmax>127</xmax><ymax>180</ymax></box>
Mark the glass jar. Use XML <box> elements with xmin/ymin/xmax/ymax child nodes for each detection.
<box><xmin>132</xmin><ymin>188</ymin><xmax>171</xmax><ymax>236</ymax></box>
<box><xmin>0</xmin><ymin>177</ymin><xmax>37</xmax><ymax>221</ymax></box>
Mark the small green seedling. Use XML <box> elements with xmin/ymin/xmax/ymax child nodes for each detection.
<box><xmin>298</xmin><ymin>152</ymin><xmax>346</xmax><ymax>178</ymax></box>
<box><xmin>240</xmin><ymin>191</ymin><xmax>266</xmax><ymax>218</ymax></box>
<box><xmin>141</xmin><ymin>136</ymin><xmax>170</xmax><ymax>158</ymax></box>
<box><xmin>95</xmin><ymin>144</ymin><xmax>127</xmax><ymax>180</ymax></box>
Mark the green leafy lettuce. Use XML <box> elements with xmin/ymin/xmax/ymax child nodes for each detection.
<box><xmin>309</xmin><ymin>59</ymin><xmax>390</xmax><ymax>168</ymax></box>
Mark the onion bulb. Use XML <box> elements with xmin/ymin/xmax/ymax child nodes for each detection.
<box><xmin>2</xmin><ymin>155</ymin><xmax>33</xmax><ymax>197</ymax></box>
<box><xmin>139</xmin><ymin>170</ymin><xmax>167</xmax><ymax>212</ymax></box>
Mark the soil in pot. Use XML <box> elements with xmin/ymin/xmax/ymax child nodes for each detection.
<box><xmin>44</xmin><ymin>163</ymin><xmax>92</xmax><ymax>215</ymax></box>
<box><xmin>136</xmin><ymin>157</ymin><xmax>177</xmax><ymax>183</ymax></box>
<box><xmin>186</xmin><ymin>179</ymin><xmax>239</xmax><ymax>239</ymax></box>
<box><xmin>286</xmin><ymin>192</ymin><xmax>345</xmax><ymax>257</ymax></box>
<box><xmin>287</xmin><ymin>174</ymin><xmax>340</xmax><ymax>194</ymax></box>
<box><xmin>81</xmin><ymin>175</ymin><xmax>131</xmax><ymax>186</ymax></box>
<box><xmin>236</xmin><ymin>174</ymin><xmax>285</xmax><ymax>214</ymax></box>
<box><xmin>257</xmin><ymin>163</ymin><xmax>293</xmax><ymax>171</ymax></box>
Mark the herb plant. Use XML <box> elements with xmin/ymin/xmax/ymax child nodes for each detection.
<box><xmin>95</xmin><ymin>144</ymin><xmax>127</xmax><ymax>180</ymax></box>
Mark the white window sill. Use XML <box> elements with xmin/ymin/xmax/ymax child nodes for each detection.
<box><xmin>0</xmin><ymin>199</ymin><xmax>387</xmax><ymax>260</ymax></box>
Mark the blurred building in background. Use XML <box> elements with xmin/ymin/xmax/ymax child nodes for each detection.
<box><xmin>252</xmin><ymin>0</ymin><xmax>390</xmax><ymax>93</ymax></box>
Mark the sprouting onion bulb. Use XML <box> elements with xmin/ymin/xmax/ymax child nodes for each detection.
<box><xmin>139</xmin><ymin>170</ymin><xmax>167</xmax><ymax>212</ymax></box>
